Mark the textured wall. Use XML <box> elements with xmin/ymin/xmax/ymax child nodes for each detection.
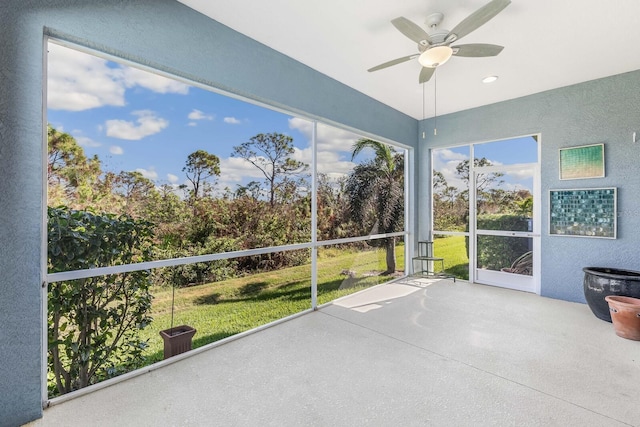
<box><xmin>0</xmin><ymin>3</ymin><xmax>47</xmax><ymax>426</ymax></box>
<box><xmin>418</xmin><ymin>70</ymin><xmax>640</xmax><ymax>302</ymax></box>
<box><xmin>0</xmin><ymin>1</ymin><xmax>416</xmax><ymax>425</ymax></box>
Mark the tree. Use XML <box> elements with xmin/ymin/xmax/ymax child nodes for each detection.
<box><xmin>317</xmin><ymin>173</ymin><xmax>349</xmax><ymax>241</ymax></box>
<box><xmin>232</xmin><ymin>132</ymin><xmax>307</xmax><ymax>206</ymax></box>
<box><xmin>433</xmin><ymin>157</ymin><xmax>506</xmax><ymax>231</ymax></box>
<box><xmin>183</xmin><ymin>150</ymin><xmax>221</xmax><ymax>199</ymax></box>
<box><xmin>235</xmin><ymin>180</ymin><xmax>262</xmax><ymax>200</ymax></box>
<box><xmin>47</xmin><ymin>207</ymin><xmax>154</xmax><ymax>396</ymax></box>
<box><xmin>115</xmin><ymin>171</ymin><xmax>156</xmax><ymax>217</ymax></box>
<box><xmin>47</xmin><ymin>124</ymin><xmax>103</xmax><ymax>208</ymax></box>
<box><xmin>433</xmin><ymin>171</ymin><xmax>447</xmax><ymax>194</ymax></box>
<box><xmin>346</xmin><ymin>139</ymin><xmax>404</xmax><ymax>274</ymax></box>
<box><xmin>455</xmin><ymin>157</ymin><xmax>504</xmax><ymax>195</ymax></box>
<box><xmin>143</xmin><ymin>184</ymin><xmax>189</xmax><ymax>247</ymax></box>
<box><xmin>516</xmin><ymin>194</ymin><xmax>533</xmax><ymax>217</ymax></box>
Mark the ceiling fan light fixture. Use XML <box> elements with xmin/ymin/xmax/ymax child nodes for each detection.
<box><xmin>418</xmin><ymin>46</ymin><xmax>453</xmax><ymax>68</ymax></box>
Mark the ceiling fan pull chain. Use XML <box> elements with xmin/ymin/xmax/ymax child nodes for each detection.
<box><xmin>434</xmin><ymin>68</ymin><xmax>438</xmax><ymax>136</ymax></box>
<box><xmin>422</xmin><ymin>82</ymin><xmax>426</xmax><ymax>139</ymax></box>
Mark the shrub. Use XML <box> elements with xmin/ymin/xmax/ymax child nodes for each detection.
<box><xmin>468</xmin><ymin>214</ymin><xmax>531</xmax><ymax>271</ymax></box>
<box><xmin>152</xmin><ymin>236</ymin><xmax>239</xmax><ymax>288</ymax></box>
<box><xmin>47</xmin><ymin>207</ymin><xmax>154</xmax><ymax>396</ymax></box>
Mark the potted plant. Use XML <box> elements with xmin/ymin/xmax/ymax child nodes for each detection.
<box><xmin>159</xmin><ymin>284</ymin><xmax>196</xmax><ymax>359</ymax></box>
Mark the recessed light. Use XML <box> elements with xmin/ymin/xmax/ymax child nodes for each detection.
<box><xmin>482</xmin><ymin>75</ymin><xmax>499</xmax><ymax>84</ymax></box>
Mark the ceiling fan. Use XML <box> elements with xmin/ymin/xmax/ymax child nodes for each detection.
<box><xmin>368</xmin><ymin>0</ymin><xmax>511</xmax><ymax>83</ymax></box>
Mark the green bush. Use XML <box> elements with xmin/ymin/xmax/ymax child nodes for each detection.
<box><xmin>47</xmin><ymin>207</ymin><xmax>154</xmax><ymax>396</ymax></box>
<box><xmin>152</xmin><ymin>236</ymin><xmax>239</xmax><ymax>288</ymax></box>
<box><xmin>476</xmin><ymin>214</ymin><xmax>530</xmax><ymax>232</ymax></box>
<box><xmin>468</xmin><ymin>214</ymin><xmax>531</xmax><ymax>271</ymax></box>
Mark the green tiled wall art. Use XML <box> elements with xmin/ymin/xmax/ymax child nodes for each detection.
<box><xmin>558</xmin><ymin>143</ymin><xmax>605</xmax><ymax>180</ymax></box>
<box><xmin>549</xmin><ymin>188</ymin><xmax>616</xmax><ymax>238</ymax></box>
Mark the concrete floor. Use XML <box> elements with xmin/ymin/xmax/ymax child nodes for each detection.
<box><xmin>29</xmin><ymin>279</ymin><xmax>640</xmax><ymax>426</ymax></box>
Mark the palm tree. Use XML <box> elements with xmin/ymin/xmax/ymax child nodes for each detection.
<box><xmin>346</xmin><ymin>139</ymin><xmax>404</xmax><ymax>274</ymax></box>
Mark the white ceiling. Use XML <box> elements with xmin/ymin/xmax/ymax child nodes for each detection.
<box><xmin>179</xmin><ymin>0</ymin><xmax>640</xmax><ymax>120</ymax></box>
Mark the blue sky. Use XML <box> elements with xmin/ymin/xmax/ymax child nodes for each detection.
<box><xmin>47</xmin><ymin>41</ymin><xmax>533</xmax><ymax>197</ymax></box>
<box><xmin>46</xmin><ymin>42</ymin><xmax>370</xmax><ymax>193</ymax></box>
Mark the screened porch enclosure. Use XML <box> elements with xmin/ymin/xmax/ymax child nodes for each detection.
<box><xmin>45</xmin><ymin>41</ymin><xmax>411</xmax><ymax>402</ymax></box>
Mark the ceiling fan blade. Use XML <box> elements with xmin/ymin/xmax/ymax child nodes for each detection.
<box><xmin>368</xmin><ymin>54</ymin><xmax>418</xmax><ymax>72</ymax></box>
<box><xmin>452</xmin><ymin>43</ymin><xmax>504</xmax><ymax>57</ymax></box>
<box><xmin>446</xmin><ymin>0</ymin><xmax>511</xmax><ymax>42</ymax></box>
<box><xmin>419</xmin><ymin>67</ymin><xmax>436</xmax><ymax>84</ymax></box>
<box><xmin>391</xmin><ymin>17</ymin><xmax>432</xmax><ymax>45</ymax></box>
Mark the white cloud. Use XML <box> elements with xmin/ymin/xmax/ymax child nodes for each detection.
<box><xmin>224</xmin><ymin>117</ymin><xmax>242</xmax><ymax>125</ymax></box>
<box><xmin>503</xmin><ymin>182</ymin><xmax>530</xmax><ymax>192</ymax></box>
<box><xmin>217</xmin><ymin>156</ymin><xmax>266</xmax><ymax>189</ymax></box>
<box><xmin>289</xmin><ymin>118</ymin><xmax>363</xmax><ymax>153</ymax></box>
<box><xmin>47</xmin><ymin>43</ymin><xmax>188</xmax><ymax>112</ymax></box>
<box><xmin>73</xmin><ymin>135</ymin><xmax>101</xmax><ymax>148</ymax></box>
<box><xmin>122</xmin><ymin>67</ymin><xmax>189</xmax><ymax>94</ymax></box>
<box><xmin>135</xmin><ymin>168</ymin><xmax>158</xmax><ymax>180</ymax></box>
<box><xmin>47</xmin><ymin>43</ymin><xmax>126</xmax><ymax>111</ymax></box>
<box><xmin>288</xmin><ymin>117</ymin><xmax>359</xmax><ymax>178</ymax></box>
<box><xmin>436</xmin><ymin>148</ymin><xmax>468</xmax><ymax>162</ymax></box>
<box><xmin>324</xmin><ymin>172</ymin><xmax>348</xmax><ymax>182</ymax></box>
<box><xmin>105</xmin><ymin>110</ymin><xmax>168</xmax><ymax>140</ymax></box>
<box><xmin>292</xmin><ymin>146</ymin><xmax>354</xmax><ymax>177</ymax></box>
<box><xmin>109</xmin><ymin>145</ymin><xmax>124</xmax><ymax>155</ymax></box>
<box><xmin>318</xmin><ymin>152</ymin><xmax>355</xmax><ymax>176</ymax></box>
<box><xmin>432</xmin><ymin>148</ymin><xmax>469</xmax><ymax>191</ymax></box>
<box><xmin>167</xmin><ymin>173</ymin><xmax>179</xmax><ymax>183</ymax></box>
<box><xmin>507</xmin><ymin>169</ymin><xmax>532</xmax><ymax>180</ymax></box>
<box><xmin>188</xmin><ymin>109</ymin><xmax>214</xmax><ymax>121</ymax></box>
<box><xmin>432</xmin><ymin>148</ymin><xmax>526</xmax><ymax>194</ymax></box>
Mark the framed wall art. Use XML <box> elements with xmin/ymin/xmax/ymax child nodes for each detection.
<box><xmin>549</xmin><ymin>187</ymin><xmax>616</xmax><ymax>239</ymax></box>
<box><xmin>558</xmin><ymin>143</ymin><xmax>605</xmax><ymax>180</ymax></box>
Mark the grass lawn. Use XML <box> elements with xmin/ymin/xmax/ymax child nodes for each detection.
<box><xmin>432</xmin><ymin>235</ymin><xmax>470</xmax><ymax>280</ymax></box>
<box><xmin>140</xmin><ymin>244</ymin><xmax>405</xmax><ymax>363</ymax></box>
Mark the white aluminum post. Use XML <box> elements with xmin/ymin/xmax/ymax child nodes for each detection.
<box><xmin>469</xmin><ymin>144</ymin><xmax>477</xmax><ymax>283</ymax></box>
<box><xmin>405</xmin><ymin>146</ymin><xmax>413</xmax><ymax>275</ymax></box>
<box><xmin>311</xmin><ymin>121</ymin><xmax>318</xmax><ymax>309</ymax></box>
<box><xmin>41</xmin><ymin>36</ymin><xmax>50</xmax><ymax>406</ymax></box>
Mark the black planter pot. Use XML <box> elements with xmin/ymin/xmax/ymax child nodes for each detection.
<box><xmin>583</xmin><ymin>267</ymin><xmax>640</xmax><ymax>322</ymax></box>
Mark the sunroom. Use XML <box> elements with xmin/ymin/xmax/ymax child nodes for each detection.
<box><xmin>2</xmin><ymin>0</ymin><xmax>640</xmax><ymax>426</ymax></box>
